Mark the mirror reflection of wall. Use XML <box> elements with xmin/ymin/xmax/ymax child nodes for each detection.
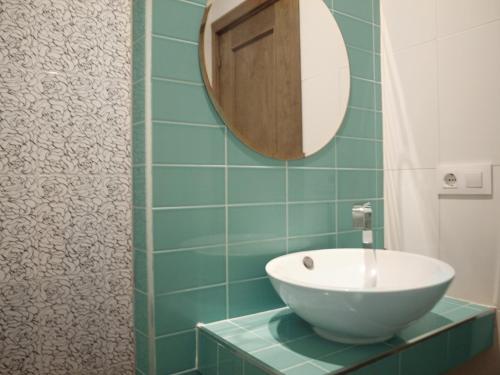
<box><xmin>201</xmin><ymin>0</ymin><xmax>350</xmax><ymax>160</ymax></box>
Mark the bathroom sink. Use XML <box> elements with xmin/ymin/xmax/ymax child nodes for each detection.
<box><xmin>266</xmin><ymin>249</ymin><xmax>455</xmax><ymax>344</ymax></box>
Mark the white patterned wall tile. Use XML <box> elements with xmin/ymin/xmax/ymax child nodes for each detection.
<box><xmin>105</xmin><ymin>294</ymin><xmax>135</xmax><ymax>366</ymax></box>
<box><xmin>0</xmin><ymin>176</ymin><xmax>38</xmax><ymax>282</ymax></box>
<box><xmin>0</xmin><ymin>0</ymin><xmax>131</xmax><ymax>80</ymax></box>
<box><xmin>0</xmin><ymin>68</ymin><xmax>40</xmax><ymax>174</ymax></box>
<box><xmin>0</xmin><ymin>284</ymin><xmax>42</xmax><ymax>375</ymax></box>
<box><xmin>38</xmin><ymin>275</ymin><xmax>109</xmax><ymax>374</ymax></box>
<box><xmin>106</xmin><ymin>362</ymin><xmax>136</xmax><ymax>375</ymax></box>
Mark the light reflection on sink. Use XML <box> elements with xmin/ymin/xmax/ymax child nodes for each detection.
<box><xmin>266</xmin><ymin>249</ymin><xmax>455</xmax><ymax>344</ymax></box>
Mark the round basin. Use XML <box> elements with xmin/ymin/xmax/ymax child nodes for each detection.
<box><xmin>265</xmin><ymin>249</ymin><xmax>455</xmax><ymax>344</ymax></box>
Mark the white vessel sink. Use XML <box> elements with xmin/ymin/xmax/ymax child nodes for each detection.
<box><xmin>266</xmin><ymin>249</ymin><xmax>455</xmax><ymax>344</ymax></box>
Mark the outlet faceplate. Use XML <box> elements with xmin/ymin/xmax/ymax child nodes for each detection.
<box><xmin>437</xmin><ymin>164</ymin><xmax>492</xmax><ymax>196</ymax></box>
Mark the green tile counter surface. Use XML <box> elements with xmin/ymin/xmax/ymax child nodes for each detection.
<box><xmin>197</xmin><ymin>297</ymin><xmax>495</xmax><ymax>375</ymax></box>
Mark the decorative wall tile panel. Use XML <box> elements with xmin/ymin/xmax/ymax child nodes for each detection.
<box><xmin>0</xmin><ymin>0</ymin><xmax>133</xmax><ymax>374</ymax></box>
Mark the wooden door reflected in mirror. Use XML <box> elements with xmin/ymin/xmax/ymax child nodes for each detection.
<box><xmin>200</xmin><ymin>0</ymin><xmax>350</xmax><ymax>160</ymax></box>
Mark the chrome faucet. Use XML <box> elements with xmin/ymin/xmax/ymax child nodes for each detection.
<box><xmin>352</xmin><ymin>202</ymin><xmax>373</xmax><ymax>249</ymax></box>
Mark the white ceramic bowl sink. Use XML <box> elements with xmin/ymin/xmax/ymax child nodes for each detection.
<box><xmin>266</xmin><ymin>249</ymin><xmax>455</xmax><ymax>344</ymax></box>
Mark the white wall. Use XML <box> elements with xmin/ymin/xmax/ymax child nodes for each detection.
<box><xmin>382</xmin><ymin>2</ymin><xmax>500</xmax><ymax>367</ymax></box>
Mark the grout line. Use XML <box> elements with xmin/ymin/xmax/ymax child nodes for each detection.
<box><xmin>351</xmin><ymin>74</ymin><xmax>380</xmax><ymax>84</ymax></box>
<box><xmin>333</xmin><ymin>10</ymin><xmax>376</xmax><ymax>26</ymax></box>
<box><xmin>155</xmin><ymin>328</ymin><xmax>195</xmax><ymax>340</ymax></box>
<box><xmin>153</xmin><ymin>120</ymin><xmax>224</xmax><ymax>128</ymax></box>
<box><xmin>152</xmin><ymin>33</ymin><xmax>199</xmax><ymax>46</ymax></box>
<box><xmin>155</xmin><ymin>282</ymin><xmax>227</xmax><ymax>297</ymax></box>
<box><xmin>151</xmin><ymin>198</ymin><xmax>384</xmax><ymax>211</ymax></box>
<box><xmin>177</xmin><ymin>0</ymin><xmax>205</xmax><ymax>8</ymax></box>
<box><xmin>224</xmin><ymin>126</ymin><xmax>230</xmax><ymax>320</ymax></box>
<box><xmin>152</xmin><ymin>76</ymin><xmax>203</xmax><ymax>86</ymax></box>
<box><xmin>228</xmin><ymin>276</ymin><xmax>268</xmax><ymax>285</ymax></box>
<box><xmin>285</xmin><ymin>160</ymin><xmax>289</xmax><ymax>255</ymax></box>
<box><xmin>170</xmin><ymin>367</ymin><xmax>201</xmax><ymax>375</ymax></box>
<box><xmin>144</xmin><ymin>1</ymin><xmax>157</xmax><ymax>373</ymax></box>
<box><xmin>149</xmin><ymin>162</ymin><xmax>383</xmax><ymax>169</ymax></box>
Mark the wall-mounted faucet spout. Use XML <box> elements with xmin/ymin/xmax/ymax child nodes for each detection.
<box><xmin>352</xmin><ymin>202</ymin><xmax>373</xmax><ymax>249</ymax></box>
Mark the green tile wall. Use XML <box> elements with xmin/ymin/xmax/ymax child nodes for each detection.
<box><xmin>132</xmin><ymin>0</ymin><xmax>383</xmax><ymax>373</ymax></box>
<box><xmin>198</xmin><ymin>299</ymin><xmax>495</xmax><ymax>375</ymax></box>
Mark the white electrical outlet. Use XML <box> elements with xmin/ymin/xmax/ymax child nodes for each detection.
<box><xmin>437</xmin><ymin>164</ymin><xmax>492</xmax><ymax>196</ymax></box>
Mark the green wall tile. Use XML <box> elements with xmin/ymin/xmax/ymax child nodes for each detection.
<box><xmin>229</xmin><ymin>239</ymin><xmax>286</xmax><ymax>282</ymax></box>
<box><xmin>135</xmin><ymin>330</ymin><xmax>149</xmax><ymax>374</ymax></box>
<box><xmin>133</xmin><ymin>166</ymin><xmax>146</xmax><ymax>207</ymax></box>
<box><xmin>288</xmin><ymin>234</ymin><xmax>336</xmax><ymax>253</ymax></box>
<box><xmin>133</xmin><ymin>80</ymin><xmax>145</xmax><ymax>124</ymax></box>
<box><xmin>152</xmin><ymin>80</ymin><xmax>221</xmax><ymax>124</ymax></box>
<box><xmin>288</xmin><ymin>169</ymin><xmax>336</xmax><ymax>202</ymax></box>
<box><xmin>350</xmin><ymin>355</ymin><xmax>399</xmax><ymax>375</ymax></box>
<box><xmin>285</xmin><ymin>334</ymin><xmax>349</xmax><ymax>359</ymax></box>
<box><xmin>338</xmin><ymin>107</ymin><xmax>376</xmax><ymax>139</ymax></box>
<box><xmin>337</xmin><ymin>138</ymin><xmax>376</xmax><ymax>168</ymax></box>
<box><xmin>288</xmin><ymin>141</ymin><xmax>335</xmax><ymax>168</ymax></box>
<box><xmin>229</xmin><ymin>205</ymin><xmax>286</xmax><ymax>244</ymax></box>
<box><xmin>288</xmin><ymin>202</ymin><xmax>336</xmax><ymax>237</ymax></box>
<box><xmin>219</xmin><ymin>346</ymin><xmax>243</xmax><ymax>375</ymax></box>
<box><xmin>334</xmin><ymin>13</ymin><xmax>374</xmax><ymax>51</ymax></box>
<box><xmin>133</xmin><ymin>208</ymin><xmax>146</xmax><ymax>249</ymax></box>
<box><xmin>152</xmin><ymin>37</ymin><xmax>202</xmax><ymax>83</ymax></box>
<box><xmin>134</xmin><ymin>250</ymin><xmax>147</xmax><ymax>292</ymax></box>
<box><xmin>348</xmin><ymin>47</ymin><xmax>374</xmax><ymax>80</ymax></box>
<box><xmin>335</xmin><ymin>0</ymin><xmax>373</xmax><ymax>22</ymax></box>
<box><xmin>373</xmin><ymin>0</ymin><xmax>380</xmax><ymax>25</ymax></box>
<box><xmin>153</xmin><ymin>123</ymin><xmax>225</xmax><ymax>165</ymax></box>
<box><xmin>153</xmin><ymin>207</ymin><xmax>225</xmax><ymax>250</ymax></box>
<box><xmin>338</xmin><ymin>170</ymin><xmax>377</xmax><ymax>199</ymax></box>
<box><xmin>350</xmin><ymin>78</ymin><xmax>376</xmax><ymax>110</ymax></box>
<box><xmin>252</xmin><ymin>345</ymin><xmax>305</xmax><ymax>371</ymax></box>
<box><xmin>134</xmin><ymin>290</ymin><xmax>148</xmax><ymax>334</ymax></box>
<box><xmin>400</xmin><ymin>333</ymin><xmax>449</xmax><ymax>375</ymax></box>
<box><xmin>133</xmin><ymin>0</ymin><xmax>145</xmax><ymax>42</ymax></box>
<box><xmin>375</xmin><ymin>142</ymin><xmax>383</xmax><ymax>169</ymax></box>
<box><xmin>375</xmin><ymin>82</ymin><xmax>382</xmax><ymax>110</ymax></box>
<box><xmin>153</xmin><ymin>0</ymin><xmax>204</xmax><ymax>42</ymax></box>
<box><xmin>374</xmin><ymin>25</ymin><xmax>381</xmax><ymax>53</ymax></box>
<box><xmin>228</xmin><ymin>278</ymin><xmax>283</xmax><ymax>317</ymax></box>
<box><xmin>153</xmin><ymin>166</ymin><xmax>224</xmax><ymax>207</ymax></box>
<box><xmin>228</xmin><ymin>167</ymin><xmax>286</xmax><ymax>204</ymax></box>
<box><xmin>377</xmin><ymin>170</ymin><xmax>384</xmax><ymax>198</ymax></box>
<box><xmin>283</xmin><ymin>363</ymin><xmax>326</xmax><ymax>375</ymax></box>
<box><xmin>156</xmin><ymin>331</ymin><xmax>196</xmax><ymax>374</ymax></box>
<box><xmin>132</xmin><ymin>122</ymin><xmax>145</xmax><ymax>165</ymax></box>
<box><xmin>154</xmin><ymin>246</ymin><xmax>225</xmax><ymax>294</ymax></box>
<box><xmin>133</xmin><ymin>37</ymin><xmax>145</xmax><ymax>83</ymax></box>
<box><xmin>227</xmin><ymin>133</ymin><xmax>284</xmax><ymax>167</ymax></box>
<box><xmin>244</xmin><ymin>362</ymin><xmax>269</xmax><ymax>375</ymax></box>
<box><xmin>374</xmin><ymin>228</ymin><xmax>384</xmax><ymax>248</ymax></box>
<box><xmin>155</xmin><ymin>286</ymin><xmax>226</xmax><ymax>335</ymax></box>
<box><xmin>448</xmin><ymin>315</ymin><xmax>495</xmax><ymax>369</ymax></box>
<box><xmin>198</xmin><ymin>331</ymin><xmax>218</xmax><ymax>375</ymax></box>
<box><xmin>337</xmin><ymin>231</ymin><xmax>363</xmax><ymax>248</ymax></box>
<box><xmin>222</xmin><ymin>329</ymin><xmax>273</xmax><ymax>352</ymax></box>
<box><xmin>313</xmin><ymin>343</ymin><xmax>389</xmax><ymax>372</ymax></box>
<box><xmin>374</xmin><ymin>53</ymin><xmax>381</xmax><ymax>82</ymax></box>
<box><xmin>374</xmin><ymin>112</ymin><xmax>383</xmax><ymax>140</ymax></box>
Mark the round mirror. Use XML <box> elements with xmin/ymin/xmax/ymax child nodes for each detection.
<box><xmin>200</xmin><ymin>0</ymin><xmax>350</xmax><ymax>160</ymax></box>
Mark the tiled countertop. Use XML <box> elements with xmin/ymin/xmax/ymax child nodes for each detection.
<box><xmin>197</xmin><ymin>296</ymin><xmax>496</xmax><ymax>375</ymax></box>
